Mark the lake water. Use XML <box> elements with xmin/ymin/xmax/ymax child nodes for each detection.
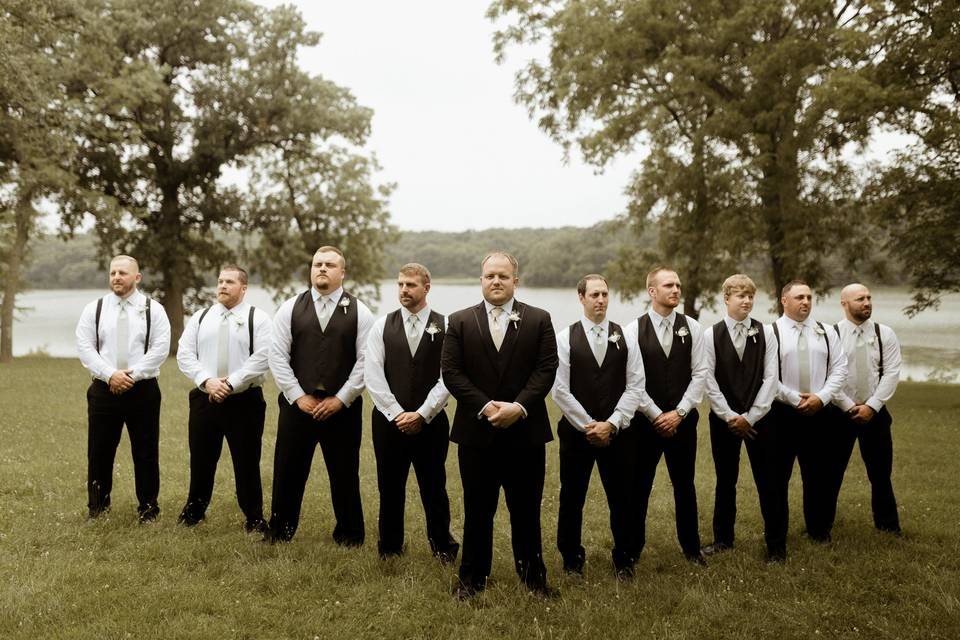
<box><xmin>12</xmin><ymin>284</ymin><xmax>960</xmax><ymax>383</ymax></box>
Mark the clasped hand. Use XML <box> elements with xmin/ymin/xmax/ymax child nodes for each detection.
<box><xmin>295</xmin><ymin>395</ymin><xmax>345</xmax><ymax>421</ymax></box>
<box><xmin>652</xmin><ymin>410</ymin><xmax>682</xmax><ymax>437</ymax></box>
<box><xmin>204</xmin><ymin>377</ymin><xmax>232</xmax><ymax>403</ymax></box>
<box><xmin>108</xmin><ymin>369</ymin><xmax>135</xmax><ymax>395</ymax></box>
<box><xmin>585</xmin><ymin>421</ymin><xmax>614</xmax><ymax>447</ymax></box>
<box><xmin>483</xmin><ymin>401</ymin><xmax>523</xmax><ymax>428</ymax></box>
<box><xmin>727</xmin><ymin>415</ymin><xmax>757</xmax><ymax>440</ymax></box>
<box><xmin>797</xmin><ymin>393</ymin><xmax>823</xmax><ymax>416</ymax></box>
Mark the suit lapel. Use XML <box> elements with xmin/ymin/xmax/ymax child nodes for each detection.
<box><xmin>496</xmin><ymin>300</ymin><xmax>524</xmax><ymax>375</ymax></box>
<box><xmin>471</xmin><ymin>303</ymin><xmax>500</xmax><ymax>366</ymax></box>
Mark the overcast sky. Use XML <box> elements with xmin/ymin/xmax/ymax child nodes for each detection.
<box><xmin>256</xmin><ymin>0</ymin><xmax>641</xmax><ymax>232</ymax></box>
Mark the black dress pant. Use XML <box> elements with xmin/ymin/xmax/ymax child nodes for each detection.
<box><xmin>767</xmin><ymin>402</ymin><xmax>843</xmax><ymax>551</ymax></box>
<box><xmin>371</xmin><ymin>409</ymin><xmax>458</xmax><ymax>557</ymax></box>
<box><xmin>556</xmin><ymin>419</ymin><xmax>633</xmax><ymax>571</ymax></box>
<box><xmin>629</xmin><ymin>410</ymin><xmax>701</xmax><ymax>557</ymax></box>
<box><xmin>86</xmin><ymin>378</ymin><xmax>161</xmax><ymax>516</ymax></box>
<box><xmin>457</xmin><ymin>441</ymin><xmax>547</xmax><ymax>591</ymax></box>
<box><xmin>831</xmin><ymin>406</ymin><xmax>900</xmax><ymax>532</ymax></box>
<box><xmin>709</xmin><ymin>412</ymin><xmax>780</xmax><ymax>552</ymax></box>
<box><xmin>180</xmin><ymin>387</ymin><xmax>266</xmax><ymax>525</ymax></box>
<box><xmin>268</xmin><ymin>394</ymin><xmax>364</xmax><ymax>544</ymax></box>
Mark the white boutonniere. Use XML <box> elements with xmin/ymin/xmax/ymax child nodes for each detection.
<box><xmin>134</xmin><ymin>304</ymin><xmax>147</xmax><ymax>319</ymax></box>
<box><xmin>676</xmin><ymin>326</ymin><xmax>689</xmax><ymax>343</ymax></box>
<box><xmin>232</xmin><ymin>315</ymin><xmax>246</xmax><ymax>330</ymax></box>
<box><xmin>747</xmin><ymin>326</ymin><xmax>759</xmax><ymax>343</ymax></box>
<box><xmin>814</xmin><ymin>325</ymin><xmax>826</xmax><ymax>336</ymax></box>
<box><xmin>339</xmin><ymin>297</ymin><xmax>351</xmax><ymax>314</ymax></box>
<box><xmin>426</xmin><ymin>321</ymin><xmax>442</xmax><ymax>342</ymax></box>
<box><xmin>507</xmin><ymin>311</ymin><xmax>521</xmax><ymax>329</ymax></box>
<box><xmin>608</xmin><ymin>331</ymin><xmax>622</xmax><ymax>350</ymax></box>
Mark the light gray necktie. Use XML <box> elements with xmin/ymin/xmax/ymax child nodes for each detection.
<box><xmin>317</xmin><ymin>298</ymin><xmax>331</xmax><ymax>331</ymax></box>
<box><xmin>116</xmin><ymin>300</ymin><xmax>129</xmax><ymax>370</ymax></box>
<box><xmin>855</xmin><ymin>326</ymin><xmax>871</xmax><ymax>403</ymax></box>
<box><xmin>217</xmin><ymin>311</ymin><xmax>231</xmax><ymax>378</ymax></box>
<box><xmin>490</xmin><ymin>306</ymin><xmax>504</xmax><ymax>351</ymax></box>
<box><xmin>797</xmin><ymin>324</ymin><xmax>811</xmax><ymax>393</ymax></box>
<box><xmin>660</xmin><ymin>319</ymin><xmax>673</xmax><ymax>357</ymax></box>
<box><xmin>592</xmin><ymin>325</ymin><xmax>606</xmax><ymax>366</ymax></box>
<box><xmin>734</xmin><ymin>322</ymin><xmax>747</xmax><ymax>360</ymax></box>
<box><xmin>407</xmin><ymin>314</ymin><xmax>421</xmax><ymax>356</ymax></box>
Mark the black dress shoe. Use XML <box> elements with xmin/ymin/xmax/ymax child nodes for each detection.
<box><xmin>244</xmin><ymin>519</ymin><xmax>269</xmax><ymax>534</ymax></box>
<box><xmin>807</xmin><ymin>532</ymin><xmax>832</xmax><ymax>544</ymax></box>
<box><xmin>138</xmin><ymin>504</ymin><xmax>160</xmax><ymax>524</ymax></box>
<box><xmin>684</xmin><ymin>552</ymin><xmax>708</xmax><ymax>566</ymax></box>
<box><xmin>766</xmin><ymin>549</ymin><xmax>787</xmax><ymax>563</ymax></box>
<box><xmin>453</xmin><ymin>584</ymin><xmax>480</xmax><ymax>601</ymax></box>
<box><xmin>614</xmin><ymin>563</ymin><xmax>635</xmax><ymax>581</ymax></box>
<box><xmin>701</xmin><ymin>542</ymin><xmax>732</xmax><ymax>556</ymax></box>
<box><xmin>434</xmin><ymin>545</ymin><xmax>460</xmax><ymax>565</ymax></box>
<box><xmin>528</xmin><ymin>582</ymin><xmax>560</xmax><ymax>598</ymax></box>
<box><xmin>562</xmin><ymin>560</ymin><xmax>584</xmax><ymax>577</ymax></box>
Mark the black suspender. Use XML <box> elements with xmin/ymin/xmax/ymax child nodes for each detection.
<box><xmin>95</xmin><ymin>296</ymin><xmax>151</xmax><ymax>354</ymax></box>
<box><xmin>834</xmin><ymin>322</ymin><xmax>884</xmax><ymax>378</ymax></box>
<box><xmin>198</xmin><ymin>305</ymin><xmax>257</xmax><ymax>356</ymax></box>
<box><xmin>772</xmin><ymin>320</ymin><xmax>830</xmax><ymax>383</ymax></box>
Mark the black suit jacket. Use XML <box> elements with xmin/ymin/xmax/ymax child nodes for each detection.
<box><xmin>441</xmin><ymin>300</ymin><xmax>558</xmax><ymax>448</ymax></box>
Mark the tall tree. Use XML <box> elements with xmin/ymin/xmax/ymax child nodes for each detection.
<box><xmin>491</xmin><ymin>0</ymin><xmax>888</xmax><ymax>308</ymax></box>
<box><xmin>66</xmin><ymin>0</ymin><xmax>391</xmax><ymax>352</ymax></box>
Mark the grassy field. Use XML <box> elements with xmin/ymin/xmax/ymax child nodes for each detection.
<box><xmin>1</xmin><ymin>358</ymin><xmax>958</xmax><ymax>639</ymax></box>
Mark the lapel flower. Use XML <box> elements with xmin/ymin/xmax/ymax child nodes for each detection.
<box><xmin>608</xmin><ymin>331</ymin><xmax>622</xmax><ymax>350</ymax></box>
<box><xmin>425</xmin><ymin>321</ymin><xmax>442</xmax><ymax>342</ymax></box>
<box><xmin>507</xmin><ymin>310</ymin><xmax>521</xmax><ymax>329</ymax></box>
<box><xmin>747</xmin><ymin>325</ymin><xmax>760</xmax><ymax>343</ymax></box>
<box><xmin>232</xmin><ymin>314</ymin><xmax>245</xmax><ymax>330</ymax></box>
<box><xmin>676</xmin><ymin>325</ymin><xmax>689</xmax><ymax>343</ymax></box>
<box><xmin>814</xmin><ymin>324</ymin><xmax>826</xmax><ymax>336</ymax></box>
<box><xmin>339</xmin><ymin>297</ymin><xmax>351</xmax><ymax>314</ymax></box>
<box><xmin>134</xmin><ymin>304</ymin><xmax>147</xmax><ymax>319</ymax></box>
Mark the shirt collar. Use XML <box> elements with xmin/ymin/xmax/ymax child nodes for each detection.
<box><xmin>484</xmin><ymin>298</ymin><xmax>515</xmax><ymax>316</ymax></box>
<box><xmin>580</xmin><ymin>316</ymin><xmax>609</xmax><ymax>334</ymax></box>
<box><xmin>781</xmin><ymin>315</ymin><xmax>813</xmax><ymax>331</ymax></box>
<box><xmin>312</xmin><ymin>286</ymin><xmax>344</xmax><ymax>305</ymax></box>
<box><xmin>111</xmin><ymin>289</ymin><xmax>143</xmax><ymax>307</ymax></box>
<box><xmin>648</xmin><ymin>308</ymin><xmax>676</xmax><ymax>327</ymax></box>
<box><xmin>218</xmin><ymin>301</ymin><xmax>248</xmax><ymax>318</ymax></box>
<box><xmin>400</xmin><ymin>305</ymin><xmax>431</xmax><ymax>325</ymax></box>
<box><xmin>724</xmin><ymin>315</ymin><xmax>750</xmax><ymax>332</ymax></box>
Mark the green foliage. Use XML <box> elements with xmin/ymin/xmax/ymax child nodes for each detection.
<box><xmin>1</xmin><ymin>358</ymin><xmax>958</xmax><ymax>638</ymax></box>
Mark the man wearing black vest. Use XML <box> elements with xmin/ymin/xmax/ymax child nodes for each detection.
<box><xmin>552</xmin><ymin>274</ymin><xmax>648</xmax><ymax>578</ymax></box>
<box><xmin>441</xmin><ymin>251</ymin><xmax>558</xmax><ymax>599</ymax></box>
<box><xmin>364</xmin><ymin>263</ymin><xmax>459</xmax><ymax>560</ymax></box>
<box><xmin>769</xmin><ymin>280</ymin><xmax>846</xmax><ymax>552</ymax></box>
<box><xmin>701</xmin><ymin>274</ymin><xmax>779</xmax><ymax>559</ymax></box>
<box><xmin>831</xmin><ymin>283</ymin><xmax>902</xmax><ymax>535</ymax></box>
<box><xmin>625</xmin><ymin>266</ymin><xmax>708</xmax><ymax>564</ymax></box>
<box><xmin>76</xmin><ymin>255</ymin><xmax>171</xmax><ymax>523</ymax></box>
<box><xmin>175</xmin><ymin>265</ymin><xmax>272</xmax><ymax>532</ymax></box>
<box><xmin>267</xmin><ymin>246</ymin><xmax>374</xmax><ymax>544</ymax></box>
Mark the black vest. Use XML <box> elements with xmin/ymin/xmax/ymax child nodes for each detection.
<box><xmin>637</xmin><ymin>313</ymin><xmax>693</xmax><ymax>410</ymax></box>
<box><xmin>382</xmin><ymin>309</ymin><xmax>445</xmax><ymax>410</ymax></box>
<box><xmin>712</xmin><ymin>319</ymin><xmax>765</xmax><ymax>414</ymax></box>
<box><xmin>289</xmin><ymin>290</ymin><xmax>359</xmax><ymax>395</ymax></box>
<box><xmin>569</xmin><ymin>321</ymin><xmax>627</xmax><ymax>420</ymax></box>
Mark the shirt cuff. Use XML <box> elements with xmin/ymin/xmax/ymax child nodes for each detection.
<box><xmin>514</xmin><ymin>402</ymin><xmax>527</xmax><ymax>418</ymax></box>
<box><xmin>477</xmin><ymin>400</ymin><xmax>495</xmax><ymax>419</ymax></box>
<box><xmin>642</xmin><ymin>404</ymin><xmax>662</xmax><ymax>422</ymax></box>
<box><xmin>866</xmin><ymin>398</ymin><xmax>884</xmax><ymax>413</ymax></box>
<box><xmin>385</xmin><ymin>402</ymin><xmax>405</xmax><ymax>421</ymax></box>
<box><xmin>815</xmin><ymin>390</ymin><xmax>832</xmax><ymax>407</ymax></box>
<box><xmin>834</xmin><ymin>394</ymin><xmax>856</xmax><ymax>412</ymax></box>
<box><xmin>284</xmin><ymin>385</ymin><xmax>306</xmax><ymax>405</ymax></box>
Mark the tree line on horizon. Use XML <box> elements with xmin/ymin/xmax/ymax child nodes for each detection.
<box><xmin>3</xmin><ymin>0</ymin><xmax>958</xmax><ymax>362</ymax></box>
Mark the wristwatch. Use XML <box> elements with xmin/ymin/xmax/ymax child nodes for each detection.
<box><xmin>676</xmin><ymin>407</ymin><xmax>687</xmax><ymax>419</ymax></box>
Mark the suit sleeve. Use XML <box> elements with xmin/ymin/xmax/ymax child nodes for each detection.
<box><xmin>513</xmin><ymin>311</ymin><xmax>559</xmax><ymax>409</ymax></box>
<box><xmin>441</xmin><ymin>313</ymin><xmax>492</xmax><ymax>414</ymax></box>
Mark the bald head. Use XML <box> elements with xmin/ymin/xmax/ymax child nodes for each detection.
<box><xmin>840</xmin><ymin>283</ymin><xmax>872</xmax><ymax>324</ymax></box>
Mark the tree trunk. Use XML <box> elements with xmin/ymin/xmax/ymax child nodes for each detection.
<box><xmin>0</xmin><ymin>195</ymin><xmax>34</xmax><ymax>362</ymax></box>
<box><xmin>158</xmin><ymin>183</ymin><xmax>186</xmax><ymax>356</ymax></box>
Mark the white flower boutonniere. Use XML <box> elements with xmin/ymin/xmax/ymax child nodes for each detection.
<box><xmin>339</xmin><ymin>297</ymin><xmax>351</xmax><ymax>314</ymax></box>
<box><xmin>507</xmin><ymin>311</ymin><xmax>521</xmax><ymax>329</ymax></box>
<box><xmin>676</xmin><ymin>326</ymin><xmax>689</xmax><ymax>343</ymax></box>
<box><xmin>426</xmin><ymin>321</ymin><xmax>442</xmax><ymax>342</ymax></box>
<box><xmin>608</xmin><ymin>331</ymin><xmax>622</xmax><ymax>350</ymax></box>
<box><xmin>814</xmin><ymin>325</ymin><xmax>826</xmax><ymax>336</ymax></box>
<box><xmin>232</xmin><ymin>315</ymin><xmax>246</xmax><ymax>330</ymax></box>
<box><xmin>747</xmin><ymin>326</ymin><xmax>760</xmax><ymax>343</ymax></box>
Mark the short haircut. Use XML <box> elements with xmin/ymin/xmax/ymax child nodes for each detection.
<box><xmin>314</xmin><ymin>245</ymin><xmax>346</xmax><ymax>268</ymax></box>
<box><xmin>722</xmin><ymin>274</ymin><xmax>756</xmax><ymax>298</ymax></box>
<box><xmin>110</xmin><ymin>255</ymin><xmax>139</xmax><ymax>271</ymax></box>
<box><xmin>646</xmin><ymin>266</ymin><xmax>676</xmax><ymax>289</ymax></box>
<box><xmin>220</xmin><ymin>265</ymin><xmax>249</xmax><ymax>285</ymax></box>
<box><xmin>481</xmin><ymin>251</ymin><xmax>519</xmax><ymax>278</ymax></box>
<box><xmin>577</xmin><ymin>274</ymin><xmax>608</xmax><ymax>296</ymax></box>
<box><xmin>399</xmin><ymin>262</ymin><xmax>431</xmax><ymax>284</ymax></box>
<box><xmin>780</xmin><ymin>279</ymin><xmax>809</xmax><ymax>298</ymax></box>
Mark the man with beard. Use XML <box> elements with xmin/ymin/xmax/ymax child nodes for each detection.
<box><xmin>831</xmin><ymin>283</ymin><xmax>902</xmax><ymax>535</ymax></box>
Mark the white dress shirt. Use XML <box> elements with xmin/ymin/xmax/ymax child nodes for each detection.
<box><xmin>364</xmin><ymin>306</ymin><xmax>450</xmax><ymax>423</ymax></box>
<box><xmin>551</xmin><ymin>316</ymin><xmax>647</xmax><ymax>432</ymax></box>
<box><xmin>176</xmin><ymin>301</ymin><xmax>272</xmax><ymax>394</ymax></box>
<box><xmin>76</xmin><ymin>289</ymin><xmax>171</xmax><ymax>382</ymax></box>
<box><xmin>832</xmin><ymin>318</ymin><xmax>901</xmax><ymax>413</ymax></box>
<box><xmin>703</xmin><ymin>316</ymin><xmax>779</xmax><ymax>426</ymax></box>
<box><xmin>623</xmin><ymin>309</ymin><xmax>706</xmax><ymax>421</ymax></box>
<box><xmin>773</xmin><ymin>315</ymin><xmax>847</xmax><ymax>407</ymax></box>
<box><xmin>269</xmin><ymin>286</ymin><xmax>374</xmax><ymax>406</ymax></box>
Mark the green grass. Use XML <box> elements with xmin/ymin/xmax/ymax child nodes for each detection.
<box><xmin>1</xmin><ymin>358</ymin><xmax>958</xmax><ymax>639</ymax></box>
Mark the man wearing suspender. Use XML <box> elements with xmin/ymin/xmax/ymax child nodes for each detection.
<box><xmin>175</xmin><ymin>266</ymin><xmax>272</xmax><ymax>532</ymax></box>
<box><xmin>75</xmin><ymin>255</ymin><xmax>171</xmax><ymax>523</ymax></box>
<box><xmin>551</xmin><ymin>274</ymin><xmax>647</xmax><ymax>578</ymax></box>
<box><xmin>625</xmin><ymin>267</ymin><xmax>708</xmax><ymax>565</ymax></box>
<box><xmin>831</xmin><ymin>283</ymin><xmax>902</xmax><ymax>535</ymax></box>
<box><xmin>769</xmin><ymin>280</ymin><xmax>847</xmax><ymax>556</ymax></box>
<box><xmin>701</xmin><ymin>274</ymin><xmax>779</xmax><ymax>559</ymax></box>
<box><xmin>364</xmin><ymin>263</ymin><xmax>459</xmax><ymax>561</ymax></box>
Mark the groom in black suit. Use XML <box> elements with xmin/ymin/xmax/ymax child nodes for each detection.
<box><xmin>441</xmin><ymin>251</ymin><xmax>559</xmax><ymax>599</ymax></box>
